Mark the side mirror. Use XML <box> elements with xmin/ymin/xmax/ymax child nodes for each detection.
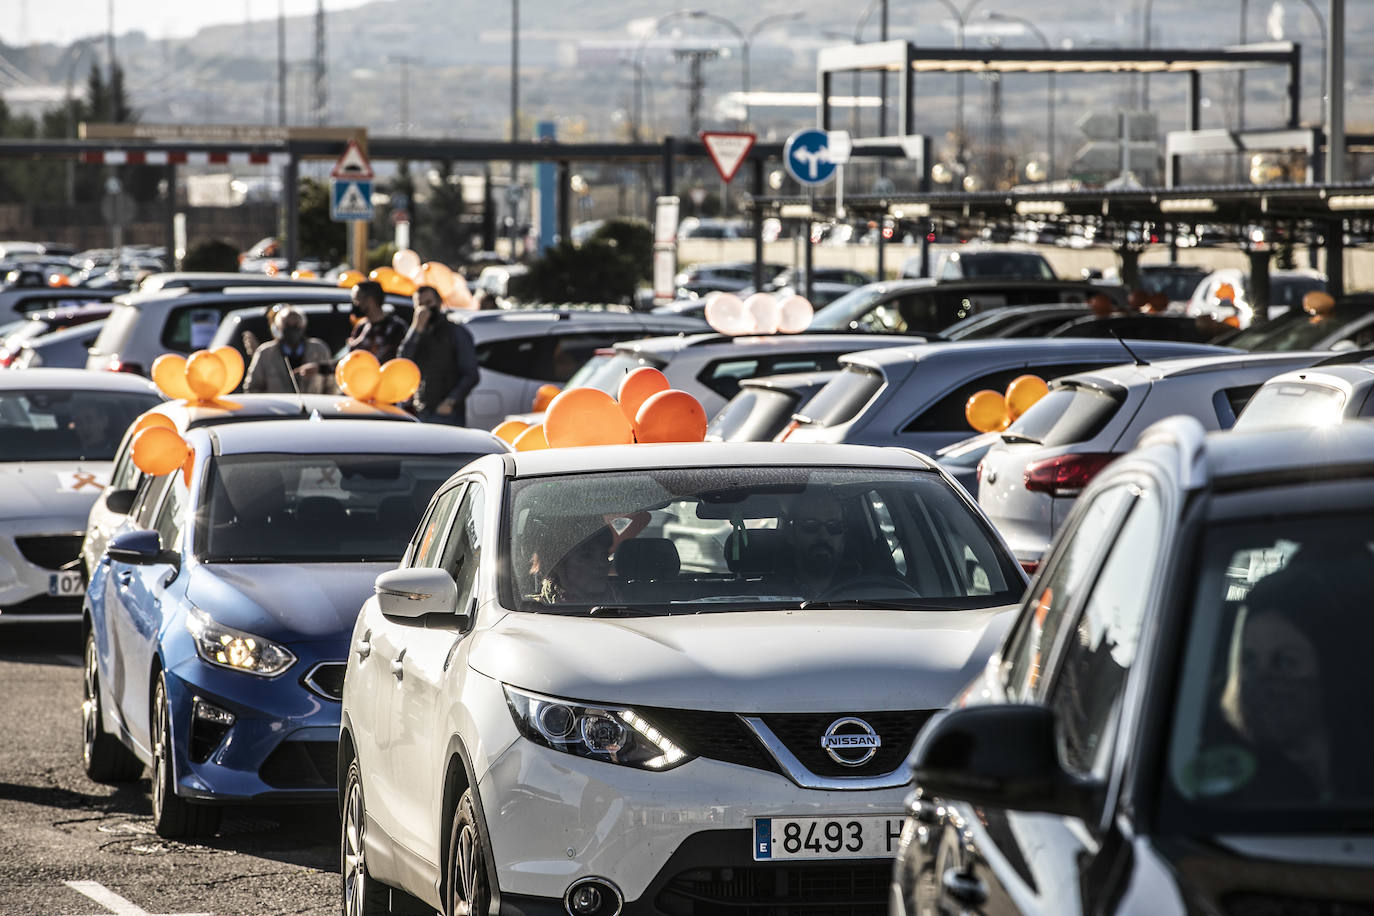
<box><xmin>105</xmin><ymin>488</ymin><xmax>137</xmax><ymax>515</ymax></box>
<box><xmin>107</xmin><ymin>529</ymin><xmax>175</xmax><ymax>566</ymax></box>
<box><xmin>910</xmin><ymin>704</ymin><xmax>1103</xmax><ymax>821</ymax></box>
<box><xmin>375</xmin><ymin>567</ymin><xmax>463</xmax><ymax>624</ymax></box>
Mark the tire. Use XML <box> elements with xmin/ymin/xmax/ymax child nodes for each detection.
<box><xmin>150</xmin><ymin>675</ymin><xmax>222</xmax><ymax>839</ymax></box>
<box><xmin>341</xmin><ymin>757</ymin><xmax>393</xmax><ymax>916</ymax></box>
<box><xmin>446</xmin><ymin>789</ymin><xmax>490</xmax><ymax>916</ymax></box>
<box><xmin>81</xmin><ymin>629</ymin><xmax>143</xmax><ymax>783</ymax></box>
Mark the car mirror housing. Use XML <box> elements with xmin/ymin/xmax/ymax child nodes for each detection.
<box><xmin>910</xmin><ymin>704</ymin><xmax>1103</xmax><ymax>821</ymax></box>
<box><xmin>105</xmin><ymin>488</ymin><xmax>137</xmax><ymax>515</ymax></box>
<box><xmin>375</xmin><ymin>567</ymin><xmax>462</xmax><ymax>622</ymax></box>
<box><xmin>107</xmin><ymin>529</ymin><xmax>164</xmax><ymax>565</ymax></box>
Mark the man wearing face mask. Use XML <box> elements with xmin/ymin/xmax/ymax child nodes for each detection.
<box><xmin>295</xmin><ymin>280</ymin><xmax>408</xmax><ymax>385</ymax></box>
<box><xmin>398</xmin><ymin>284</ymin><xmax>479</xmax><ymax>424</ymax></box>
<box><xmin>244</xmin><ymin>306</ymin><xmax>333</xmax><ymax>394</ymax></box>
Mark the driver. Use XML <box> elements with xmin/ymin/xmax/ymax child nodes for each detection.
<box><xmin>781</xmin><ymin>492</ymin><xmax>858</xmax><ymax>599</ymax></box>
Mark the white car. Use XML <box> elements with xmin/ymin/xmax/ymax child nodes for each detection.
<box><xmin>1184</xmin><ymin>267</ymin><xmax>1327</xmax><ymax>327</ymax></box>
<box><xmin>0</xmin><ymin>369</ymin><xmax>163</xmax><ymax>622</ymax></box>
<box><xmin>339</xmin><ymin>442</ymin><xmax>1025</xmax><ymax>915</ymax></box>
<box><xmin>1233</xmin><ymin>359</ymin><xmax>1374</xmax><ymax>430</ymax></box>
<box><xmin>977</xmin><ymin>351</ymin><xmax>1329</xmax><ymax>568</ymax></box>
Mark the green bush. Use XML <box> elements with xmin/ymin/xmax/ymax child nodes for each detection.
<box><xmin>589</xmin><ymin>218</ymin><xmax>653</xmax><ymax>284</ymax></box>
<box><xmin>513</xmin><ymin>239</ymin><xmax>638</xmax><ymax>305</ymax></box>
<box><xmin>181</xmin><ymin>239</ymin><xmax>240</xmax><ymax>272</ymax></box>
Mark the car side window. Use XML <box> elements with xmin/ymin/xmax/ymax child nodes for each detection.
<box><xmin>1047</xmin><ymin>486</ymin><xmax>1162</xmax><ymax>778</ymax></box>
<box><xmin>108</xmin><ymin>435</ymin><xmax>140</xmax><ymax>492</ymax></box>
<box><xmin>438</xmin><ymin>482</ymin><xmax>485</xmax><ymax>613</ymax></box>
<box><xmin>410</xmin><ymin>484</ymin><xmax>464</xmax><ymax>568</ymax></box>
<box><xmin>152</xmin><ymin>478</ymin><xmax>187</xmax><ymax>554</ymax></box>
<box><xmin>549</xmin><ymin>333</ymin><xmax>623</xmax><ymax>383</ymax></box>
<box><xmin>132</xmin><ymin>474</ymin><xmax>170</xmax><ymax>529</ymax></box>
<box><xmin>1002</xmin><ymin>485</ymin><xmax>1134</xmax><ymax>701</ymax></box>
<box><xmin>903</xmin><ymin>362</ymin><xmax>1109</xmax><ymax>434</ymax></box>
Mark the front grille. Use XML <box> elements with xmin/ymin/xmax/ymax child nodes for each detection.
<box><xmin>15</xmin><ymin>535</ymin><xmax>84</xmax><ymax>571</ymax></box>
<box><xmin>758</xmin><ymin>710</ymin><xmax>937</xmax><ymax>778</ymax></box>
<box><xmin>641</xmin><ymin>706</ymin><xmax>781</xmax><ymax>775</ymax></box>
<box><xmin>259</xmin><ymin>741</ymin><xmax>337</xmax><ymax>789</ymax></box>
<box><xmin>0</xmin><ymin>594</ymin><xmax>82</xmax><ymax>615</ymax></box>
<box><xmin>302</xmin><ymin>662</ymin><xmax>346</xmax><ymax>700</ymax></box>
<box><xmin>657</xmin><ymin>863</ymin><xmax>891</xmax><ymax>916</ymax></box>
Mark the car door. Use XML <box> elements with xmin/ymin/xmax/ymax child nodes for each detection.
<box><xmin>362</xmin><ymin>481</ymin><xmax>466</xmax><ymax>850</ymax></box>
<box><xmin>932</xmin><ymin>480</ymin><xmax>1164</xmax><ymax>915</ymax></box>
<box><xmin>387</xmin><ymin>478</ymin><xmax>486</xmax><ymax>866</ymax></box>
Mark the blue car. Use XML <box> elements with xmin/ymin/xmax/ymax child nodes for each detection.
<box><xmin>81</xmin><ymin>418</ymin><xmax>507</xmax><ymax>837</ymax></box>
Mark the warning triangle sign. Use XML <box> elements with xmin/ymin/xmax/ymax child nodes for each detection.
<box><xmin>701</xmin><ymin>131</ymin><xmax>756</xmax><ymax>183</ymax></box>
<box><xmin>331</xmin><ymin>139</ymin><xmax>374</xmax><ymax>179</ymax></box>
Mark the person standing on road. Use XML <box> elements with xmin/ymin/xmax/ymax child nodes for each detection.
<box><xmin>399</xmin><ymin>284</ymin><xmax>479</xmax><ymax>425</ymax></box>
<box><xmin>295</xmin><ymin>280</ymin><xmax>408</xmax><ymax>385</ymax></box>
<box><xmin>245</xmin><ymin>306</ymin><xmax>332</xmax><ymax>394</ymax></box>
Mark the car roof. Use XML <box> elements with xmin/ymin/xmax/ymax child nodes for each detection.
<box><xmin>841</xmin><ymin>337</ymin><xmax>1236</xmax><ymax>371</ymax></box>
<box><xmin>1203</xmin><ymin>422</ymin><xmax>1374</xmax><ymax>484</ymax></box>
<box><xmin>1252</xmin><ymin>361</ymin><xmax>1374</xmax><ymax>390</ymax></box>
<box><xmin>198</xmin><ymin>418</ymin><xmax>508</xmax><ymax>457</ymax></box>
<box><xmin>139</xmin><ymin>272</ymin><xmax>336</xmax><ymax>291</ymax></box>
<box><xmin>146</xmin><ymin>393</ymin><xmax>420</xmax><ymax>431</ymax></box>
<box><xmin>501</xmin><ymin>441</ymin><xmax>938</xmax><ymax>477</ymax></box>
<box><xmin>115</xmin><ymin>287</ymin><xmax>367</xmax><ymax>308</ymax></box>
<box><xmin>1048</xmin><ymin>350</ymin><xmax>1329</xmax><ymax>389</ymax></box>
<box><xmin>615</xmin><ymin>332</ymin><xmax>919</xmax><ymax>359</ymax></box>
<box><xmin>0</xmin><ymin>367</ymin><xmax>162</xmax><ymax>393</ymax></box>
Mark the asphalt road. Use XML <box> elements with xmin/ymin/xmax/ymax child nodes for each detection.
<box><xmin>0</xmin><ymin>623</ymin><xmax>341</xmax><ymax>916</ymax></box>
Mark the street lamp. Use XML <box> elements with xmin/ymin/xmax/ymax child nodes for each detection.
<box><xmin>633</xmin><ymin>10</ymin><xmax>707</xmax><ymax>142</ymax></box>
<box><xmin>742</xmin><ymin>12</ymin><xmax>805</xmax><ymax>130</ymax></box>
<box><xmin>982</xmin><ymin>11</ymin><xmax>1055</xmax><ymax>182</ymax></box>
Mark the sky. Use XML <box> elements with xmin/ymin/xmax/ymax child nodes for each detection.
<box><xmin>6</xmin><ymin>0</ymin><xmax>376</xmax><ymax>48</ymax></box>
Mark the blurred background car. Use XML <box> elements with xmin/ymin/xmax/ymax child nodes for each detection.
<box><xmin>705</xmin><ymin>369</ymin><xmax>838</xmax><ymax>443</ymax></box>
<box><xmin>1185</xmin><ymin>267</ymin><xmax>1327</xmax><ymax>327</ymax></box>
<box><xmin>9</xmin><ymin>320</ymin><xmax>108</xmax><ymax>370</ymax></box>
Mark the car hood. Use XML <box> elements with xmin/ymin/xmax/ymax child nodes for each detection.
<box><xmin>1141</xmin><ymin>834</ymin><xmax>1374</xmax><ymax>912</ymax></box>
<box><xmin>470</xmin><ymin>606</ymin><xmax>1015</xmax><ymax>712</ymax></box>
<box><xmin>0</xmin><ymin>462</ymin><xmax>112</xmax><ymax>526</ymax></box>
<box><xmin>186</xmin><ymin>562</ymin><xmax>393</xmax><ymax>645</ymax></box>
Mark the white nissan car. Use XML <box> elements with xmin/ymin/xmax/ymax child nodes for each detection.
<box><xmin>339</xmin><ymin>442</ymin><xmax>1025</xmax><ymax>916</ymax></box>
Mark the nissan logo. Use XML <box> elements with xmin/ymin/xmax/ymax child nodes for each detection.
<box><xmin>820</xmin><ymin>717</ymin><xmax>881</xmax><ymax>767</ymax></box>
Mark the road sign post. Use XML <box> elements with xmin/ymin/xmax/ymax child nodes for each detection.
<box><xmin>330</xmin><ymin>137</ymin><xmax>374</xmax><ymax>270</ymax></box>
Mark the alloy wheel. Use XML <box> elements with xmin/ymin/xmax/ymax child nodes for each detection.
<box><xmin>81</xmin><ymin>636</ymin><xmax>99</xmax><ymax>766</ymax></box>
<box><xmin>342</xmin><ymin>772</ymin><xmax>366</xmax><ymax>916</ymax></box>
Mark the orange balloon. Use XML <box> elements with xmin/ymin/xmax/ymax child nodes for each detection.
<box><xmin>633</xmin><ymin>390</ymin><xmax>708</xmax><ymax>443</ymax></box>
<box><xmin>338</xmin><ymin>350</ymin><xmax>382</xmax><ymax>401</ymax></box>
<box><xmin>1005</xmin><ymin>375</ymin><xmax>1049</xmax><ymax>420</ymax></box>
<box><xmin>212</xmin><ymin>346</ymin><xmax>245</xmax><ymax>395</ymax></box>
<box><xmin>291</xmin><ymin>268</ymin><xmax>317</xmax><ymax>279</ymax></box>
<box><xmin>1215</xmin><ymin>283</ymin><xmax>1236</xmax><ymax>302</ymax></box>
<box><xmin>374</xmin><ymin>358</ymin><xmax>421</xmax><ymax>404</ymax></box>
<box><xmin>338</xmin><ymin>269</ymin><xmax>365</xmax><ymax>289</ymax></box>
<box><xmin>151</xmin><ymin>354</ymin><xmax>194</xmax><ymax>401</ymax></box>
<box><xmin>544</xmin><ymin>388</ymin><xmax>633</xmax><ymax>448</ymax></box>
<box><xmin>421</xmin><ymin>261</ymin><xmax>457</xmax><ymax>299</ymax></box>
<box><xmin>531</xmin><ymin>383</ymin><xmax>561</xmax><ymax>412</ymax></box>
<box><xmin>1303</xmin><ymin>291</ymin><xmax>1335</xmax><ymax>315</ymax></box>
<box><xmin>513</xmin><ymin>424</ymin><xmax>548</xmax><ymax>451</ymax></box>
<box><xmin>131</xmin><ymin>427</ymin><xmax>189</xmax><ymax>476</ymax></box>
<box><xmin>617</xmin><ymin>367</ymin><xmax>671</xmax><ymax>424</ymax></box>
<box><xmin>182</xmin><ymin>449</ymin><xmax>195</xmax><ymax>488</ymax></box>
<box><xmin>132</xmin><ymin>411</ymin><xmax>177</xmax><ymax>437</ymax></box>
<box><xmin>492</xmin><ymin>420</ymin><xmax>531</xmax><ymax>443</ymax></box>
<box><xmin>185</xmin><ymin>350</ymin><xmax>227</xmax><ymax>401</ymax></box>
<box><xmin>965</xmin><ymin>390</ymin><xmax>1007</xmax><ymax>433</ymax></box>
<box><xmin>370</xmin><ymin>266</ymin><xmax>416</xmax><ymax>297</ymax></box>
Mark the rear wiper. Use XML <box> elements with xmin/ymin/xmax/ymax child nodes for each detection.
<box><xmin>999</xmin><ymin>431</ymin><xmax>1040</xmax><ymax>444</ymax></box>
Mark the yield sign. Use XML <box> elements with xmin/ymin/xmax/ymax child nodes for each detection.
<box><xmin>700</xmin><ymin>131</ymin><xmax>756</xmax><ymax>183</ymax></box>
<box><xmin>330</xmin><ymin>138</ymin><xmax>374</xmax><ymax>179</ymax></box>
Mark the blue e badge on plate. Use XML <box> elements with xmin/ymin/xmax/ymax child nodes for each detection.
<box><xmin>755</xmin><ymin>819</ymin><xmax>772</xmax><ymax>859</ymax></box>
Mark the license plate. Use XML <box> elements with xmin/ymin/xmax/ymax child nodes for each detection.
<box><xmin>753</xmin><ymin>815</ymin><xmax>904</xmax><ymax>861</ymax></box>
<box><xmin>48</xmin><ymin>571</ymin><xmax>85</xmax><ymax>597</ymax></box>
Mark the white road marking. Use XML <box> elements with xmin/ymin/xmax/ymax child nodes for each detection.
<box><xmin>63</xmin><ymin>880</ymin><xmax>211</xmax><ymax>916</ymax></box>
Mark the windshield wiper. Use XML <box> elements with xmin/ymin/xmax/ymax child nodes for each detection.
<box><xmin>999</xmin><ymin>431</ymin><xmax>1040</xmax><ymax>444</ymax></box>
<box><xmin>587</xmin><ymin>604</ymin><xmax>668</xmax><ymax>617</ymax></box>
<box><xmin>800</xmin><ymin>597</ymin><xmax>972</xmax><ymax>611</ymax></box>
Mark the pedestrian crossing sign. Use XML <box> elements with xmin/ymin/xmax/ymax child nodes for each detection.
<box><xmin>331</xmin><ymin>179</ymin><xmax>373</xmax><ymax>221</ymax></box>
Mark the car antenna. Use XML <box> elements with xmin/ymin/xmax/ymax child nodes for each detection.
<box><xmin>1110</xmin><ymin>330</ymin><xmax>1149</xmax><ymax>367</ymax></box>
<box><xmin>279</xmin><ymin>338</ymin><xmax>309</xmax><ymax>415</ymax></box>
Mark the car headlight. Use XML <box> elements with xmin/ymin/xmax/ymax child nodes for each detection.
<box><xmin>185</xmin><ymin>606</ymin><xmax>296</xmax><ymax>677</ymax></box>
<box><xmin>503</xmin><ymin>685</ymin><xmax>692</xmax><ymax>771</ymax></box>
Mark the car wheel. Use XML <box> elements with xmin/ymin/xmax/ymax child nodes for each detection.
<box><xmin>447</xmin><ymin>789</ymin><xmax>490</xmax><ymax>916</ymax></box>
<box><xmin>341</xmin><ymin>757</ymin><xmax>392</xmax><ymax>916</ymax></box>
<box><xmin>150</xmin><ymin>676</ymin><xmax>222</xmax><ymax>838</ymax></box>
<box><xmin>81</xmin><ymin>629</ymin><xmax>143</xmax><ymax>783</ymax></box>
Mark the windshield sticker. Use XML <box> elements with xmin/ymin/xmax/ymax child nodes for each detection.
<box><xmin>1179</xmin><ymin>745</ymin><xmax>1257</xmax><ymax>798</ymax></box>
<box><xmin>57</xmin><ymin>471</ymin><xmax>108</xmax><ymax>492</ymax></box>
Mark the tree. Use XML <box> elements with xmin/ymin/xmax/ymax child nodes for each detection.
<box><xmin>298</xmin><ymin>177</ymin><xmax>347</xmax><ymax>264</ymax></box>
<box><xmin>513</xmin><ymin>239</ymin><xmax>638</xmax><ymax>305</ymax></box>
<box><xmin>182</xmin><ymin>239</ymin><xmax>240</xmax><ymax>272</ymax></box>
<box><xmin>413</xmin><ymin>160</ymin><xmax>469</xmax><ymax>264</ymax></box>
<box><xmin>589</xmin><ymin>219</ymin><xmax>652</xmax><ymax>285</ymax></box>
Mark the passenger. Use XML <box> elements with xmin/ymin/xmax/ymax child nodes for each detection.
<box><xmin>534</xmin><ymin>525</ymin><xmax>617</xmax><ymax>605</ymax></box>
<box><xmin>244</xmin><ymin>306</ymin><xmax>332</xmax><ymax>394</ymax></box>
<box><xmin>780</xmin><ymin>493</ymin><xmax>858</xmax><ymax>599</ymax></box>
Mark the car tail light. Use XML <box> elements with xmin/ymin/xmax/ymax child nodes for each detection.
<box><xmin>1020</xmin><ymin>560</ymin><xmax>1040</xmax><ymax>576</ymax></box>
<box><xmin>105</xmin><ymin>360</ymin><xmax>145</xmax><ymax>376</ymax></box>
<box><xmin>1023</xmin><ymin>453</ymin><xmax>1117</xmax><ymax>496</ymax></box>
<box><xmin>0</xmin><ymin>350</ymin><xmax>13</xmax><ymax>368</ymax></box>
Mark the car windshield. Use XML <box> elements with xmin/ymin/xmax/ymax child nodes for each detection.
<box><xmin>1163</xmin><ymin>515</ymin><xmax>1374</xmax><ymax>830</ymax></box>
<box><xmin>0</xmin><ymin>389</ymin><xmax>162</xmax><ymax>462</ymax></box>
<box><xmin>809</xmin><ymin>286</ymin><xmax>889</xmax><ymax>330</ymax></box>
<box><xmin>958</xmin><ymin>253</ymin><xmax>1055</xmax><ymax>280</ymax></box>
<box><xmin>1243</xmin><ymin>310</ymin><xmax>1363</xmax><ymax>352</ymax></box>
<box><xmin>503</xmin><ymin>466</ymin><xmax>1021</xmax><ymax>615</ymax></box>
<box><xmin>1233</xmin><ymin>382</ymin><xmax>1346</xmax><ymax>429</ymax></box>
<box><xmin>199</xmin><ymin>453</ymin><xmax>473</xmax><ymax>562</ymax></box>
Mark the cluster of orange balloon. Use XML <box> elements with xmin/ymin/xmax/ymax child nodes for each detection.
<box><xmin>151</xmin><ymin>348</ymin><xmax>246</xmax><ymax>405</ymax></box>
<box><xmin>965</xmin><ymin>374</ymin><xmax>1050</xmax><ymax>433</ymax></box>
<box><xmin>493</xmin><ymin>367</ymin><xmax>707</xmax><ymax>451</ymax></box>
<box><xmin>704</xmin><ymin>292</ymin><xmax>813</xmax><ymax>336</ymax></box>
<box><xmin>334</xmin><ymin>350</ymin><xmax>422</xmax><ymax>404</ymax></box>
<box><xmin>128</xmin><ymin>412</ymin><xmax>195</xmax><ymax>486</ymax></box>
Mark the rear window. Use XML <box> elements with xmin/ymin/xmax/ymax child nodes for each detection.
<box><xmin>1234</xmin><ymin>383</ymin><xmax>1347</xmax><ymax>430</ymax></box>
<box><xmin>162</xmin><ymin>305</ymin><xmax>233</xmax><ymax>352</ymax></box>
<box><xmin>797</xmin><ymin>365</ymin><xmax>884</xmax><ymax>427</ymax></box>
<box><xmin>958</xmin><ymin>253</ymin><xmax>1056</xmax><ymax>280</ymax></box>
<box><xmin>1005</xmin><ymin>383</ymin><xmax>1124</xmax><ymax>447</ymax></box>
<box><xmin>696</xmin><ymin>354</ymin><xmax>844</xmax><ymax>401</ymax></box>
<box><xmin>581</xmin><ymin>351</ymin><xmax>668</xmax><ymax>393</ymax></box>
<box><xmin>91</xmin><ymin>304</ymin><xmax>142</xmax><ymax>355</ymax></box>
<box><xmin>706</xmin><ymin>388</ymin><xmax>799</xmax><ymax>442</ymax></box>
